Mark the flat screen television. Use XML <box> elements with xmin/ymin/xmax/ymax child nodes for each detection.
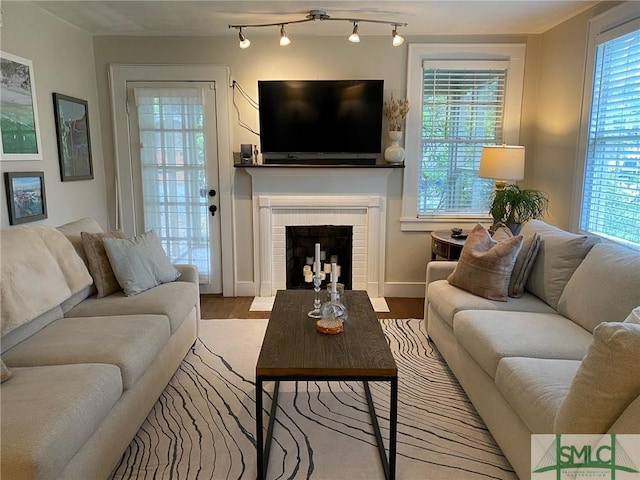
<box><xmin>258</xmin><ymin>80</ymin><xmax>384</xmax><ymax>164</ymax></box>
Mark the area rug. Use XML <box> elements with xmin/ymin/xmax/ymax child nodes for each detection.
<box><xmin>250</xmin><ymin>296</ymin><xmax>391</xmax><ymax>313</ymax></box>
<box><xmin>110</xmin><ymin>319</ymin><xmax>516</xmax><ymax>479</ymax></box>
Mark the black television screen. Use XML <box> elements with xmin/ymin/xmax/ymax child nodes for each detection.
<box><xmin>258</xmin><ymin>80</ymin><xmax>383</xmax><ymax>157</ymax></box>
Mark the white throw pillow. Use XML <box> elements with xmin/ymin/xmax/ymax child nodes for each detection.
<box><xmin>624</xmin><ymin>306</ymin><xmax>640</xmax><ymax>324</ymax></box>
<box><xmin>554</xmin><ymin>322</ymin><xmax>640</xmax><ymax>433</ymax></box>
<box><xmin>103</xmin><ymin>230</ymin><xmax>180</xmax><ymax>296</ymax></box>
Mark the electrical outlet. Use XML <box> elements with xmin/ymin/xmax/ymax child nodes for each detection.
<box><xmin>229</xmin><ymin>76</ymin><xmax>235</xmax><ymax>88</ymax></box>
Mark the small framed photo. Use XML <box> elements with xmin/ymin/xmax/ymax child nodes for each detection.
<box><xmin>4</xmin><ymin>171</ymin><xmax>47</xmax><ymax>225</ymax></box>
<box><xmin>52</xmin><ymin>93</ymin><xmax>93</xmax><ymax>181</ymax></box>
<box><xmin>0</xmin><ymin>52</ymin><xmax>43</xmax><ymax>161</ymax></box>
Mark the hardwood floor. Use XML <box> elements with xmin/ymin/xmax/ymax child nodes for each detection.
<box><xmin>200</xmin><ymin>295</ymin><xmax>425</xmax><ymax>320</ymax></box>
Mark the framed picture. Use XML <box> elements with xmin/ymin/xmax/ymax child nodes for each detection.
<box><xmin>4</xmin><ymin>171</ymin><xmax>47</xmax><ymax>225</ymax></box>
<box><xmin>0</xmin><ymin>52</ymin><xmax>43</xmax><ymax>161</ymax></box>
<box><xmin>52</xmin><ymin>93</ymin><xmax>94</xmax><ymax>181</ymax></box>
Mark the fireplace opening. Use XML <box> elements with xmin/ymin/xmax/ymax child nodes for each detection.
<box><xmin>286</xmin><ymin>226</ymin><xmax>353</xmax><ymax>290</ymax></box>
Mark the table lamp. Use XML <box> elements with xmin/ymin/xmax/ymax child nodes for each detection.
<box><xmin>478</xmin><ymin>145</ymin><xmax>525</xmax><ymax>190</ymax></box>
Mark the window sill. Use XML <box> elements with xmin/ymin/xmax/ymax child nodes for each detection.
<box><xmin>400</xmin><ymin>215</ymin><xmax>492</xmax><ymax>232</ymax></box>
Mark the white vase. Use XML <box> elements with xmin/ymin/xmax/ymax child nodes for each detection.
<box><xmin>384</xmin><ymin>130</ymin><xmax>405</xmax><ymax>163</ymax></box>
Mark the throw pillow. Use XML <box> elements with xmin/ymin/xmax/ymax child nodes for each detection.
<box><xmin>554</xmin><ymin>322</ymin><xmax>640</xmax><ymax>434</ymax></box>
<box><xmin>448</xmin><ymin>223</ymin><xmax>523</xmax><ymax>302</ymax></box>
<box><xmin>103</xmin><ymin>230</ymin><xmax>180</xmax><ymax>296</ymax></box>
<box><xmin>625</xmin><ymin>307</ymin><xmax>640</xmax><ymax>324</ymax></box>
<box><xmin>491</xmin><ymin>225</ymin><xmax>541</xmax><ymax>297</ymax></box>
<box><xmin>1</xmin><ymin>359</ymin><xmax>12</xmax><ymax>383</ymax></box>
<box><xmin>81</xmin><ymin>230</ymin><xmax>126</xmax><ymax>298</ymax></box>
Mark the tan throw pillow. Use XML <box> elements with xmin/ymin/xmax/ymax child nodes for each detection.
<box><xmin>448</xmin><ymin>223</ymin><xmax>523</xmax><ymax>302</ymax></box>
<box><xmin>1</xmin><ymin>359</ymin><xmax>12</xmax><ymax>383</ymax></box>
<box><xmin>81</xmin><ymin>230</ymin><xmax>126</xmax><ymax>298</ymax></box>
<box><xmin>554</xmin><ymin>322</ymin><xmax>640</xmax><ymax>434</ymax></box>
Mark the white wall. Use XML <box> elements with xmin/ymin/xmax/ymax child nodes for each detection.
<box><xmin>92</xmin><ymin>33</ymin><xmax>537</xmax><ymax>296</ymax></box>
<box><xmin>0</xmin><ymin>2</ymin><xmax>108</xmax><ymax>229</ymax></box>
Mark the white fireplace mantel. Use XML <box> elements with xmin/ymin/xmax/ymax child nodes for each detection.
<box><xmin>246</xmin><ymin>167</ymin><xmax>393</xmax><ymax>298</ymax></box>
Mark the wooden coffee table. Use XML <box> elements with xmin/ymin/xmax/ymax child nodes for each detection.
<box><xmin>255</xmin><ymin>289</ymin><xmax>398</xmax><ymax>480</ymax></box>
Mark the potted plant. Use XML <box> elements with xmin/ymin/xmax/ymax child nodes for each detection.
<box><xmin>489</xmin><ymin>184</ymin><xmax>549</xmax><ymax>234</ymax></box>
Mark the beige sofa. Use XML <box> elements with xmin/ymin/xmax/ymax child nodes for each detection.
<box><xmin>424</xmin><ymin>220</ymin><xmax>640</xmax><ymax>480</ymax></box>
<box><xmin>0</xmin><ymin>218</ymin><xmax>200</xmax><ymax>480</ymax></box>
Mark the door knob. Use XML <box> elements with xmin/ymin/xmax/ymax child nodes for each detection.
<box><xmin>209</xmin><ymin>204</ymin><xmax>218</xmax><ymax>216</ymax></box>
<box><xmin>209</xmin><ymin>189</ymin><xmax>217</xmax><ymax>197</ymax></box>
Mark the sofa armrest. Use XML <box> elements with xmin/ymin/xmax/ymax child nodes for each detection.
<box><xmin>174</xmin><ymin>264</ymin><xmax>199</xmax><ymax>285</ymax></box>
<box><xmin>426</xmin><ymin>261</ymin><xmax>457</xmax><ymax>284</ymax></box>
<box><xmin>424</xmin><ymin>261</ymin><xmax>458</xmax><ymax>333</ymax></box>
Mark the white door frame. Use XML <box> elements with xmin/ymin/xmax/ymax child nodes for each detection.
<box><xmin>109</xmin><ymin>64</ymin><xmax>235</xmax><ymax>296</ymax></box>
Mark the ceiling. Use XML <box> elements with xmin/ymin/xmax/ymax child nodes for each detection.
<box><xmin>32</xmin><ymin>1</ymin><xmax>600</xmax><ymax>37</ymax></box>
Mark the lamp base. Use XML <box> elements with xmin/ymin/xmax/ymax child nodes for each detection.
<box><xmin>494</xmin><ymin>180</ymin><xmax>508</xmax><ymax>190</ymax></box>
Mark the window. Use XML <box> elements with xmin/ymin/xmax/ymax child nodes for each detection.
<box><xmin>401</xmin><ymin>44</ymin><xmax>526</xmax><ymax>231</ymax></box>
<box><xmin>577</xmin><ymin>8</ymin><xmax>640</xmax><ymax>248</ymax></box>
<box><xmin>419</xmin><ymin>63</ymin><xmax>506</xmax><ymax>215</ymax></box>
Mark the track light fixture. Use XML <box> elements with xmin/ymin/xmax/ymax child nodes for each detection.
<box><xmin>229</xmin><ymin>10</ymin><xmax>407</xmax><ymax>49</ymax></box>
<box><xmin>238</xmin><ymin>28</ymin><xmax>250</xmax><ymax>49</ymax></box>
<box><xmin>349</xmin><ymin>22</ymin><xmax>360</xmax><ymax>43</ymax></box>
<box><xmin>279</xmin><ymin>25</ymin><xmax>291</xmax><ymax>46</ymax></box>
<box><xmin>392</xmin><ymin>26</ymin><xmax>404</xmax><ymax>47</ymax></box>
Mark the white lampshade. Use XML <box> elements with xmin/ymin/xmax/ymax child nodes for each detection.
<box><xmin>478</xmin><ymin>145</ymin><xmax>525</xmax><ymax>182</ymax></box>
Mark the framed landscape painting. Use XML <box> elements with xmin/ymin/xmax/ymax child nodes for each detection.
<box><xmin>4</xmin><ymin>171</ymin><xmax>47</xmax><ymax>225</ymax></box>
<box><xmin>53</xmin><ymin>93</ymin><xmax>94</xmax><ymax>181</ymax></box>
<box><xmin>0</xmin><ymin>52</ymin><xmax>43</xmax><ymax>161</ymax></box>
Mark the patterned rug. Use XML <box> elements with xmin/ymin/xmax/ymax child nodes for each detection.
<box><xmin>110</xmin><ymin>319</ymin><xmax>516</xmax><ymax>479</ymax></box>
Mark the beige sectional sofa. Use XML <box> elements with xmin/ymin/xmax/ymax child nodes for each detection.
<box><xmin>1</xmin><ymin>218</ymin><xmax>200</xmax><ymax>480</ymax></box>
<box><xmin>424</xmin><ymin>220</ymin><xmax>640</xmax><ymax>480</ymax></box>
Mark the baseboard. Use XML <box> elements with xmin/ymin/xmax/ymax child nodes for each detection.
<box><xmin>383</xmin><ymin>282</ymin><xmax>425</xmax><ymax>298</ymax></box>
<box><xmin>234</xmin><ymin>281</ymin><xmax>256</xmax><ymax>297</ymax></box>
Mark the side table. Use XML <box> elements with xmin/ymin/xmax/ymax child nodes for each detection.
<box><xmin>431</xmin><ymin>230</ymin><xmax>467</xmax><ymax>261</ymax></box>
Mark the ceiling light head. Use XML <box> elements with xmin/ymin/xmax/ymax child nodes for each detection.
<box><xmin>238</xmin><ymin>28</ymin><xmax>250</xmax><ymax>49</ymax></box>
<box><xmin>392</xmin><ymin>27</ymin><xmax>404</xmax><ymax>47</ymax></box>
<box><xmin>279</xmin><ymin>25</ymin><xmax>291</xmax><ymax>46</ymax></box>
<box><xmin>349</xmin><ymin>22</ymin><xmax>360</xmax><ymax>43</ymax></box>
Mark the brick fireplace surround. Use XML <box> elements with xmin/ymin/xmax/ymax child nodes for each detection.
<box><xmin>246</xmin><ymin>167</ymin><xmax>394</xmax><ymax>298</ymax></box>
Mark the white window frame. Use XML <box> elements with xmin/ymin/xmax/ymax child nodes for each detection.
<box><xmin>571</xmin><ymin>2</ymin><xmax>640</xmax><ymax>248</ymax></box>
<box><xmin>401</xmin><ymin>43</ymin><xmax>526</xmax><ymax>231</ymax></box>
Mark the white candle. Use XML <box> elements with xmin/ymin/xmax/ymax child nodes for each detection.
<box><xmin>330</xmin><ymin>255</ymin><xmax>338</xmax><ymax>264</ymax></box>
<box><xmin>314</xmin><ymin>243</ymin><xmax>321</xmax><ymax>277</ymax></box>
<box><xmin>319</xmin><ymin>272</ymin><xmax>326</xmax><ymax>281</ymax></box>
<box><xmin>336</xmin><ymin>265</ymin><xmax>341</xmax><ymax>279</ymax></box>
<box><xmin>331</xmin><ymin>262</ymin><xmax>337</xmax><ymax>290</ymax></box>
<box><xmin>306</xmin><ymin>256</ymin><xmax>314</xmax><ymax>265</ymax></box>
<box><xmin>304</xmin><ymin>272</ymin><xmax>313</xmax><ymax>283</ymax></box>
<box><xmin>320</xmin><ymin>250</ymin><xmax>326</xmax><ymax>261</ymax></box>
<box><xmin>324</xmin><ymin>262</ymin><xmax>331</xmax><ymax>273</ymax></box>
<box><xmin>303</xmin><ymin>265</ymin><xmax>311</xmax><ymax>273</ymax></box>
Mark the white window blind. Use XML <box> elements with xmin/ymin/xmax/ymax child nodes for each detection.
<box><xmin>581</xmin><ymin>28</ymin><xmax>640</xmax><ymax>247</ymax></box>
<box><xmin>418</xmin><ymin>61</ymin><xmax>507</xmax><ymax>215</ymax></box>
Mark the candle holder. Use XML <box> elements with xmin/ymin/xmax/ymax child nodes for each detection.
<box><xmin>307</xmin><ymin>273</ymin><xmax>323</xmax><ymax>318</ymax></box>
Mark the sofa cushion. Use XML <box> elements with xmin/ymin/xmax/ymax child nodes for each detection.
<box><xmin>521</xmin><ymin>220</ymin><xmax>600</xmax><ymax>310</ymax></box>
<box><xmin>104</xmin><ymin>230</ymin><xmax>180</xmax><ymax>296</ymax></box>
<box><xmin>555</xmin><ymin>322</ymin><xmax>640</xmax><ymax>434</ymax></box>
<box><xmin>448</xmin><ymin>223</ymin><xmax>523</xmax><ymax>301</ymax></box>
<box><xmin>608</xmin><ymin>396</ymin><xmax>640</xmax><ymax>434</ymax></box>
<box><xmin>64</xmin><ymin>281</ymin><xmax>197</xmax><ymax>334</ymax></box>
<box><xmin>496</xmin><ymin>358</ymin><xmax>580</xmax><ymax>433</ymax></box>
<box><xmin>0</xmin><ymin>363</ymin><xmax>122</xmax><ymax>480</ymax></box>
<box><xmin>2</xmin><ymin>315</ymin><xmax>170</xmax><ymax>390</ymax></box>
<box><xmin>557</xmin><ymin>243</ymin><xmax>640</xmax><ymax>333</ymax></box>
<box><xmin>428</xmin><ymin>279</ymin><xmax>555</xmax><ymax>328</ymax></box>
<box><xmin>453</xmin><ymin>310</ymin><xmax>593</xmax><ymax>379</ymax></box>
<box><xmin>81</xmin><ymin>230</ymin><xmax>126</xmax><ymax>298</ymax></box>
<box><xmin>56</xmin><ymin>217</ymin><xmax>104</xmax><ymax>268</ymax></box>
